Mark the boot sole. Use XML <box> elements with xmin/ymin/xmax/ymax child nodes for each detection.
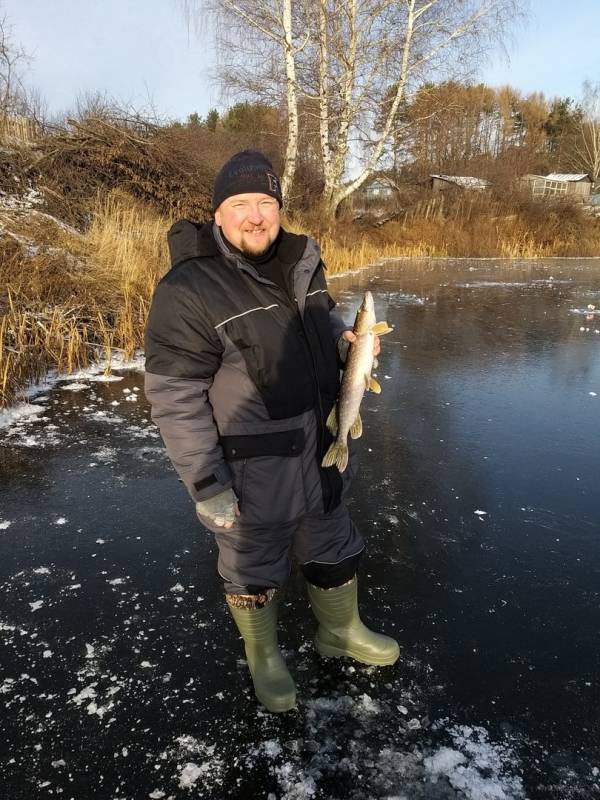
<box><xmin>255</xmin><ymin>691</ymin><xmax>297</xmax><ymax>713</ymax></box>
<box><xmin>315</xmin><ymin>639</ymin><xmax>400</xmax><ymax>666</ymax></box>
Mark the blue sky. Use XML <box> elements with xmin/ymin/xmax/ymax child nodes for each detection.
<box><xmin>4</xmin><ymin>0</ymin><xmax>598</xmax><ymax>121</ymax></box>
<box><xmin>481</xmin><ymin>0</ymin><xmax>598</xmax><ymax>100</ymax></box>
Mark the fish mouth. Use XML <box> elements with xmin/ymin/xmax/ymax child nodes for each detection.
<box><xmin>360</xmin><ymin>291</ymin><xmax>374</xmax><ymax>312</ymax></box>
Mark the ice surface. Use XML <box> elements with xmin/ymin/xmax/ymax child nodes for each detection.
<box><xmin>2</xmin><ymin>262</ymin><xmax>599</xmax><ymax>799</ymax></box>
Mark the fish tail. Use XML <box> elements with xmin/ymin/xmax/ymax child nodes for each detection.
<box><xmin>321</xmin><ymin>440</ymin><xmax>349</xmax><ymax>472</ymax></box>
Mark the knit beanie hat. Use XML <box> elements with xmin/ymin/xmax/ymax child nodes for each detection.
<box><xmin>213</xmin><ymin>150</ymin><xmax>283</xmax><ymax>211</ymax></box>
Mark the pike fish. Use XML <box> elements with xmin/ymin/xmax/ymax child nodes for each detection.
<box><xmin>322</xmin><ymin>291</ymin><xmax>393</xmax><ymax>472</ymax></box>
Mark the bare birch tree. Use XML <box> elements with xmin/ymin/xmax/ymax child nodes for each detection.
<box><xmin>184</xmin><ymin>0</ymin><xmax>304</xmax><ymax>197</ymax></box>
<box><xmin>308</xmin><ymin>0</ymin><xmax>520</xmax><ymax>216</ymax></box>
<box><xmin>194</xmin><ymin>0</ymin><xmax>521</xmax><ymax>217</ymax></box>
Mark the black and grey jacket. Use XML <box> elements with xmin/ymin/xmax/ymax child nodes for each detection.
<box><xmin>144</xmin><ymin>221</ymin><xmax>351</xmax><ymax>523</ymax></box>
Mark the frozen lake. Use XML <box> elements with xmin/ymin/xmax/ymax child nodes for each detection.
<box><xmin>1</xmin><ymin>257</ymin><xmax>599</xmax><ymax>799</ymax></box>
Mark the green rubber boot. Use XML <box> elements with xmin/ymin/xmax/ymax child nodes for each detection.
<box><xmin>307</xmin><ymin>577</ymin><xmax>400</xmax><ymax>666</ymax></box>
<box><xmin>227</xmin><ymin>596</ymin><xmax>296</xmax><ymax>713</ymax></box>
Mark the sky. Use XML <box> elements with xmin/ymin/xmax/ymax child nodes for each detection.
<box><xmin>3</xmin><ymin>0</ymin><xmax>599</xmax><ymax>121</ymax></box>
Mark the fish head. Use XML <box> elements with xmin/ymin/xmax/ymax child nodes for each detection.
<box><xmin>354</xmin><ymin>291</ymin><xmax>376</xmax><ymax>334</ymax></box>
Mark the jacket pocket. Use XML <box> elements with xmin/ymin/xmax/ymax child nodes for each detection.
<box><xmin>238</xmin><ymin>453</ymin><xmax>305</xmax><ymax>525</ymax></box>
<box><xmin>221</xmin><ymin>428</ymin><xmax>308</xmax><ymax>525</ymax></box>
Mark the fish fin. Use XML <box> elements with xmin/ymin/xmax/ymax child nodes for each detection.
<box><xmin>326</xmin><ymin>404</ymin><xmax>338</xmax><ymax>436</ymax></box>
<box><xmin>364</xmin><ymin>373</ymin><xmax>370</xmax><ymax>389</ymax></box>
<box><xmin>350</xmin><ymin>412</ymin><xmax>362</xmax><ymax>439</ymax></box>
<box><xmin>321</xmin><ymin>440</ymin><xmax>349</xmax><ymax>472</ymax></box>
<box><xmin>371</xmin><ymin>321</ymin><xmax>393</xmax><ymax>336</ymax></box>
<box><xmin>368</xmin><ymin>377</ymin><xmax>382</xmax><ymax>394</ymax></box>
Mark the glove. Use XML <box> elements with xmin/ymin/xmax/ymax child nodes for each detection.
<box><xmin>195</xmin><ymin>488</ymin><xmax>238</xmax><ymax>528</ymax></box>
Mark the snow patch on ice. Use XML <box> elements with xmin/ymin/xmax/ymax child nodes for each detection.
<box><xmin>91</xmin><ymin>446</ymin><xmax>117</xmax><ymax>463</ymax></box>
<box><xmin>425</xmin><ymin>723</ymin><xmax>525</xmax><ymax>799</ymax></box>
<box><xmin>59</xmin><ymin>382</ymin><xmax>89</xmax><ymax>391</ymax></box>
<box><xmin>252</xmin><ymin>693</ymin><xmax>528</xmax><ymax>800</ymax></box>
<box><xmin>0</xmin><ymin>402</ymin><xmax>45</xmax><ymax>431</ymax></box>
<box><xmin>274</xmin><ymin>762</ymin><xmax>317</xmax><ymax>799</ymax></box>
<box><xmin>89</xmin><ymin>410</ymin><xmax>124</xmax><ymax>424</ymax></box>
<box><xmin>170</xmin><ymin>735</ymin><xmax>225</xmax><ymax>792</ymax></box>
<box><xmin>70</xmin><ymin>684</ymin><xmax>97</xmax><ymax>706</ymax></box>
<box><xmin>178</xmin><ymin>762</ymin><xmax>207</xmax><ymax>789</ymax></box>
<box><xmin>424</xmin><ymin>746</ymin><xmax>466</xmax><ymax>775</ymax></box>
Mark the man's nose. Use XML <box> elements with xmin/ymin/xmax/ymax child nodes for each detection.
<box><xmin>246</xmin><ymin>206</ymin><xmax>264</xmax><ymax>224</ymax></box>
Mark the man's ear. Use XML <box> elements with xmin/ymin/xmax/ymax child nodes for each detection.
<box><xmin>215</xmin><ymin>207</ymin><xmax>222</xmax><ymax>226</ymax></box>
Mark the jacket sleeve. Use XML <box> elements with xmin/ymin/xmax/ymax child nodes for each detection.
<box><xmin>144</xmin><ymin>278</ymin><xmax>233</xmax><ymax>502</ymax></box>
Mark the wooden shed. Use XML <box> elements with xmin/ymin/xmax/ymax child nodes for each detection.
<box><xmin>524</xmin><ymin>173</ymin><xmax>593</xmax><ymax>199</ymax></box>
<box><xmin>362</xmin><ymin>175</ymin><xmax>396</xmax><ymax>200</ymax></box>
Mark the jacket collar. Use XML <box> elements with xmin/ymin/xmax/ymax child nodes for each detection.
<box><xmin>167</xmin><ymin>220</ymin><xmax>218</xmax><ymax>267</ymax></box>
<box><xmin>167</xmin><ymin>219</ymin><xmax>321</xmax><ymax>306</ymax></box>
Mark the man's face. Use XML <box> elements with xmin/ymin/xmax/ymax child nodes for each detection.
<box><xmin>215</xmin><ymin>192</ymin><xmax>281</xmax><ymax>257</ymax></box>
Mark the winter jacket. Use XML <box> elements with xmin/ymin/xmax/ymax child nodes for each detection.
<box><xmin>144</xmin><ymin>221</ymin><xmax>351</xmax><ymax>527</ymax></box>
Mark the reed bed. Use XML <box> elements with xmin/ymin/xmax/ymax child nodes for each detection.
<box><xmin>0</xmin><ymin>192</ymin><xmax>170</xmax><ymax>406</ymax></box>
<box><xmin>1</xmin><ymin>187</ymin><xmax>599</xmax><ymax>408</ymax></box>
<box><xmin>379</xmin><ymin>193</ymin><xmax>600</xmax><ymax>258</ymax></box>
<box><xmin>320</xmin><ymin>234</ymin><xmax>445</xmax><ymax>273</ymax></box>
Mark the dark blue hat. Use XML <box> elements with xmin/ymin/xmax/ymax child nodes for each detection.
<box><xmin>213</xmin><ymin>150</ymin><xmax>283</xmax><ymax>211</ymax></box>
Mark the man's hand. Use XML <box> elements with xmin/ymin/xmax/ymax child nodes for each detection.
<box><xmin>196</xmin><ymin>488</ymin><xmax>240</xmax><ymax>529</ymax></box>
<box><xmin>341</xmin><ymin>329</ymin><xmax>381</xmax><ymax>357</ymax></box>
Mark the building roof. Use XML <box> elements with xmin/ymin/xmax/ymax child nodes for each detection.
<box><xmin>365</xmin><ymin>174</ymin><xmax>397</xmax><ymax>187</ymax></box>
<box><xmin>545</xmin><ymin>173</ymin><xmax>591</xmax><ymax>182</ymax></box>
<box><xmin>430</xmin><ymin>174</ymin><xmax>492</xmax><ymax>189</ymax></box>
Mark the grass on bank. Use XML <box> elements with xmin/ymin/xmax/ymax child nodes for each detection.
<box><xmin>1</xmin><ymin>189</ymin><xmax>600</xmax><ymax>407</ymax></box>
<box><xmin>0</xmin><ymin>193</ymin><xmax>170</xmax><ymax>406</ymax></box>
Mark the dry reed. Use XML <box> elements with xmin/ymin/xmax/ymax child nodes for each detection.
<box><xmin>0</xmin><ymin>192</ymin><xmax>170</xmax><ymax>406</ymax></box>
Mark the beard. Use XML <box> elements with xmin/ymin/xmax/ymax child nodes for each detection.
<box><xmin>239</xmin><ymin>227</ymin><xmax>275</xmax><ymax>257</ymax></box>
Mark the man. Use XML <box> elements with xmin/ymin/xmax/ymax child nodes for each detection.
<box><xmin>144</xmin><ymin>150</ymin><xmax>399</xmax><ymax>713</ymax></box>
